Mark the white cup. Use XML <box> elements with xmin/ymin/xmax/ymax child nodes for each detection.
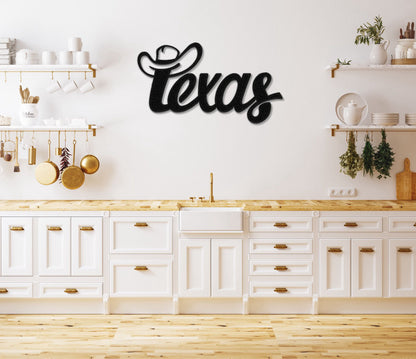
<box><xmin>78</xmin><ymin>80</ymin><xmax>95</xmax><ymax>93</ymax></box>
<box><xmin>68</xmin><ymin>37</ymin><xmax>82</xmax><ymax>52</ymax></box>
<box><xmin>62</xmin><ymin>80</ymin><xmax>78</xmax><ymax>94</ymax></box>
<box><xmin>74</xmin><ymin>51</ymin><xmax>90</xmax><ymax>65</ymax></box>
<box><xmin>58</xmin><ymin>51</ymin><xmax>73</xmax><ymax>65</ymax></box>
<box><xmin>46</xmin><ymin>80</ymin><xmax>61</xmax><ymax>93</ymax></box>
<box><xmin>42</xmin><ymin>51</ymin><xmax>56</xmax><ymax>65</ymax></box>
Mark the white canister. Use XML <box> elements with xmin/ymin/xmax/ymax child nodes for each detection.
<box><xmin>395</xmin><ymin>44</ymin><xmax>406</xmax><ymax>59</ymax></box>
<box><xmin>407</xmin><ymin>47</ymin><xmax>416</xmax><ymax>59</ymax></box>
<box><xmin>68</xmin><ymin>37</ymin><xmax>82</xmax><ymax>52</ymax></box>
<box><xmin>74</xmin><ymin>51</ymin><xmax>90</xmax><ymax>65</ymax></box>
<box><xmin>58</xmin><ymin>51</ymin><xmax>73</xmax><ymax>65</ymax></box>
<box><xmin>42</xmin><ymin>51</ymin><xmax>56</xmax><ymax>65</ymax></box>
<box><xmin>20</xmin><ymin>104</ymin><xmax>39</xmax><ymax>126</ymax></box>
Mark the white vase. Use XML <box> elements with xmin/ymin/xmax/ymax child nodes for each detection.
<box><xmin>369</xmin><ymin>41</ymin><xmax>390</xmax><ymax>65</ymax></box>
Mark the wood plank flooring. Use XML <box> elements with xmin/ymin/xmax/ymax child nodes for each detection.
<box><xmin>0</xmin><ymin>315</ymin><xmax>415</xmax><ymax>358</ymax></box>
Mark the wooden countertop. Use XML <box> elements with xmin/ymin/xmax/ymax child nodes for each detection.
<box><xmin>0</xmin><ymin>200</ymin><xmax>415</xmax><ymax>211</ymax></box>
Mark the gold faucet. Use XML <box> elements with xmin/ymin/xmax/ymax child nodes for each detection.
<box><xmin>210</xmin><ymin>172</ymin><xmax>214</xmax><ymax>203</ymax></box>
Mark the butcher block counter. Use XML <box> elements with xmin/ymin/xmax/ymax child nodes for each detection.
<box><xmin>0</xmin><ymin>199</ymin><xmax>415</xmax><ymax>211</ymax></box>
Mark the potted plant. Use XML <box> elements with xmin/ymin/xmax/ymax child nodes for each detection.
<box><xmin>355</xmin><ymin>15</ymin><xmax>389</xmax><ymax>65</ymax></box>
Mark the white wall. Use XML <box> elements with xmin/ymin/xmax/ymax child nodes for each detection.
<box><xmin>0</xmin><ymin>0</ymin><xmax>414</xmax><ymax>200</ymax></box>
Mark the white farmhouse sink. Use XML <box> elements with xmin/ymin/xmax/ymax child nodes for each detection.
<box><xmin>179</xmin><ymin>207</ymin><xmax>243</xmax><ymax>233</ymax></box>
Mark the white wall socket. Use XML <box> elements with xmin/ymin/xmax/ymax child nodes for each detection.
<box><xmin>328</xmin><ymin>188</ymin><xmax>357</xmax><ymax>197</ymax></box>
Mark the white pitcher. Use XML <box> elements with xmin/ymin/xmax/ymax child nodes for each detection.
<box><xmin>370</xmin><ymin>40</ymin><xmax>390</xmax><ymax>65</ymax></box>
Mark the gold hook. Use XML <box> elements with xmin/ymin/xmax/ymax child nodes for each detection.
<box><xmin>4</xmin><ymin>71</ymin><xmax>6</xmax><ymax>83</ymax></box>
<box><xmin>19</xmin><ymin>71</ymin><xmax>22</xmax><ymax>83</ymax></box>
<box><xmin>51</xmin><ymin>71</ymin><xmax>54</xmax><ymax>80</ymax></box>
<box><xmin>68</xmin><ymin>71</ymin><xmax>70</xmax><ymax>80</ymax></box>
<box><xmin>84</xmin><ymin>71</ymin><xmax>87</xmax><ymax>80</ymax></box>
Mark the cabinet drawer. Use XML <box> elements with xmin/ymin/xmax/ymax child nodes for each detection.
<box><xmin>249</xmin><ymin>238</ymin><xmax>312</xmax><ymax>254</ymax></box>
<box><xmin>250</xmin><ymin>216</ymin><xmax>312</xmax><ymax>233</ymax></box>
<box><xmin>110</xmin><ymin>259</ymin><xmax>172</xmax><ymax>297</ymax></box>
<box><xmin>38</xmin><ymin>283</ymin><xmax>102</xmax><ymax>298</ymax></box>
<box><xmin>110</xmin><ymin>217</ymin><xmax>172</xmax><ymax>253</ymax></box>
<box><xmin>249</xmin><ymin>260</ymin><xmax>312</xmax><ymax>276</ymax></box>
<box><xmin>0</xmin><ymin>283</ymin><xmax>32</xmax><ymax>298</ymax></box>
<box><xmin>249</xmin><ymin>280</ymin><xmax>312</xmax><ymax>297</ymax></box>
<box><xmin>389</xmin><ymin>217</ymin><xmax>416</xmax><ymax>233</ymax></box>
<box><xmin>319</xmin><ymin>217</ymin><xmax>382</xmax><ymax>233</ymax></box>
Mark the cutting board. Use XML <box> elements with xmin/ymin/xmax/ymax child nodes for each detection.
<box><xmin>396</xmin><ymin>158</ymin><xmax>414</xmax><ymax>200</ymax></box>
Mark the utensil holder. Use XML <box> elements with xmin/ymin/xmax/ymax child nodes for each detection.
<box><xmin>20</xmin><ymin>104</ymin><xmax>39</xmax><ymax>126</ymax></box>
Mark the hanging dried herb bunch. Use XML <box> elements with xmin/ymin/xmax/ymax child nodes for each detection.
<box><xmin>374</xmin><ymin>129</ymin><xmax>395</xmax><ymax>179</ymax></box>
<box><xmin>340</xmin><ymin>131</ymin><xmax>363</xmax><ymax>179</ymax></box>
<box><xmin>362</xmin><ymin>133</ymin><xmax>375</xmax><ymax>176</ymax></box>
<box><xmin>59</xmin><ymin>147</ymin><xmax>71</xmax><ymax>183</ymax></box>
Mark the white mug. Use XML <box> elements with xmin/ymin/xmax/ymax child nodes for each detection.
<box><xmin>75</xmin><ymin>51</ymin><xmax>90</xmax><ymax>65</ymax></box>
<box><xmin>46</xmin><ymin>80</ymin><xmax>61</xmax><ymax>93</ymax></box>
<box><xmin>42</xmin><ymin>51</ymin><xmax>56</xmax><ymax>65</ymax></box>
<box><xmin>79</xmin><ymin>80</ymin><xmax>94</xmax><ymax>93</ymax></box>
<box><xmin>68</xmin><ymin>37</ymin><xmax>82</xmax><ymax>52</ymax></box>
<box><xmin>58</xmin><ymin>51</ymin><xmax>73</xmax><ymax>65</ymax></box>
<box><xmin>62</xmin><ymin>80</ymin><xmax>78</xmax><ymax>94</ymax></box>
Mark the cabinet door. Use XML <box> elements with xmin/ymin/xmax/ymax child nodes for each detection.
<box><xmin>389</xmin><ymin>239</ymin><xmax>416</xmax><ymax>297</ymax></box>
<box><xmin>178</xmin><ymin>239</ymin><xmax>210</xmax><ymax>297</ymax></box>
<box><xmin>71</xmin><ymin>217</ymin><xmax>102</xmax><ymax>276</ymax></box>
<box><xmin>38</xmin><ymin>217</ymin><xmax>71</xmax><ymax>276</ymax></box>
<box><xmin>211</xmin><ymin>239</ymin><xmax>242</xmax><ymax>297</ymax></box>
<box><xmin>319</xmin><ymin>239</ymin><xmax>350</xmax><ymax>297</ymax></box>
<box><xmin>351</xmin><ymin>239</ymin><xmax>382</xmax><ymax>297</ymax></box>
<box><xmin>1</xmin><ymin>218</ymin><xmax>32</xmax><ymax>276</ymax></box>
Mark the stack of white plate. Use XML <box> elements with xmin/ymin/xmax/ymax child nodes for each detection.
<box><xmin>371</xmin><ymin>113</ymin><xmax>399</xmax><ymax>126</ymax></box>
<box><xmin>405</xmin><ymin>113</ymin><xmax>416</xmax><ymax>126</ymax></box>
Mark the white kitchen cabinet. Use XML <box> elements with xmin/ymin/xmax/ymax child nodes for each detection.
<box><xmin>319</xmin><ymin>217</ymin><xmax>382</xmax><ymax>233</ymax></box>
<box><xmin>38</xmin><ymin>217</ymin><xmax>71</xmax><ymax>276</ymax></box>
<box><xmin>178</xmin><ymin>238</ymin><xmax>242</xmax><ymax>298</ymax></box>
<box><xmin>71</xmin><ymin>217</ymin><xmax>102</xmax><ymax>276</ymax></box>
<box><xmin>319</xmin><ymin>239</ymin><xmax>350</xmax><ymax>297</ymax></box>
<box><xmin>1</xmin><ymin>217</ymin><xmax>33</xmax><ymax>276</ymax></box>
<box><xmin>38</xmin><ymin>283</ymin><xmax>103</xmax><ymax>298</ymax></box>
<box><xmin>0</xmin><ymin>283</ymin><xmax>32</xmax><ymax>298</ymax></box>
<box><xmin>389</xmin><ymin>239</ymin><xmax>416</xmax><ymax>297</ymax></box>
<box><xmin>351</xmin><ymin>239</ymin><xmax>382</xmax><ymax>297</ymax></box>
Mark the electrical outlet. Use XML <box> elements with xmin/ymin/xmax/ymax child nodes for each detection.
<box><xmin>328</xmin><ymin>188</ymin><xmax>357</xmax><ymax>197</ymax></box>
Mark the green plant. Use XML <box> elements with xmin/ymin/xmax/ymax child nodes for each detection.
<box><xmin>355</xmin><ymin>15</ymin><xmax>385</xmax><ymax>45</ymax></box>
<box><xmin>340</xmin><ymin>132</ymin><xmax>363</xmax><ymax>179</ymax></box>
<box><xmin>337</xmin><ymin>58</ymin><xmax>352</xmax><ymax>65</ymax></box>
<box><xmin>374</xmin><ymin>129</ymin><xmax>395</xmax><ymax>179</ymax></box>
<box><xmin>362</xmin><ymin>134</ymin><xmax>375</xmax><ymax>176</ymax></box>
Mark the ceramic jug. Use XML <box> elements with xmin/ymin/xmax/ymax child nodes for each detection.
<box><xmin>337</xmin><ymin>100</ymin><xmax>366</xmax><ymax>126</ymax></box>
<box><xmin>370</xmin><ymin>41</ymin><xmax>390</xmax><ymax>65</ymax></box>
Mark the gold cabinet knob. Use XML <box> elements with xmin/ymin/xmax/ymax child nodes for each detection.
<box><xmin>274</xmin><ymin>265</ymin><xmax>288</xmax><ymax>271</ymax></box>
<box><xmin>64</xmin><ymin>288</ymin><xmax>78</xmax><ymax>294</ymax></box>
<box><xmin>274</xmin><ymin>287</ymin><xmax>288</xmax><ymax>293</ymax></box>
<box><xmin>189</xmin><ymin>197</ymin><xmax>196</xmax><ymax>201</ymax></box>
<box><xmin>274</xmin><ymin>222</ymin><xmax>288</xmax><ymax>228</ymax></box>
<box><xmin>80</xmin><ymin>226</ymin><xmax>94</xmax><ymax>231</ymax></box>
<box><xmin>0</xmin><ymin>288</ymin><xmax>8</xmax><ymax>294</ymax></box>
<box><xmin>134</xmin><ymin>266</ymin><xmax>148</xmax><ymax>271</ymax></box>
<box><xmin>398</xmin><ymin>248</ymin><xmax>412</xmax><ymax>253</ymax></box>
<box><xmin>274</xmin><ymin>244</ymin><xmax>288</xmax><ymax>249</ymax></box>
<box><xmin>328</xmin><ymin>247</ymin><xmax>343</xmax><ymax>253</ymax></box>
<box><xmin>360</xmin><ymin>248</ymin><xmax>374</xmax><ymax>253</ymax></box>
<box><xmin>9</xmin><ymin>226</ymin><xmax>24</xmax><ymax>231</ymax></box>
<box><xmin>344</xmin><ymin>222</ymin><xmax>358</xmax><ymax>227</ymax></box>
<box><xmin>48</xmin><ymin>226</ymin><xmax>62</xmax><ymax>231</ymax></box>
<box><xmin>134</xmin><ymin>222</ymin><xmax>148</xmax><ymax>227</ymax></box>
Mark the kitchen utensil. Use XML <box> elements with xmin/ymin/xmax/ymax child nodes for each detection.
<box><xmin>13</xmin><ymin>135</ymin><xmax>20</xmax><ymax>172</ymax></box>
<box><xmin>61</xmin><ymin>139</ymin><xmax>85</xmax><ymax>190</ymax></box>
<box><xmin>62</xmin><ymin>80</ymin><xmax>78</xmax><ymax>94</ymax></box>
<box><xmin>396</xmin><ymin>158</ymin><xmax>413</xmax><ymax>200</ymax></box>
<box><xmin>35</xmin><ymin>138</ymin><xmax>59</xmax><ymax>185</ymax></box>
<box><xmin>335</xmin><ymin>93</ymin><xmax>368</xmax><ymax>125</ymax></box>
<box><xmin>0</xmin><ymin>133</ymin><xmax>4</xmax><ymax>158</ymax></box>
<box><xmin>19</xmin><ymin>85</ymin><xmax>24</xmax><ymax>102</ymax></box>
<box><xmin>55</xmin><ymin>131</ymin><xmax>62</xmax><ymax>156</ymax></box>
<box><xmin>20</xmin><ymin>104</ymin><xmax>39</xmax><ymax>126</ymax></box>
<box><xmin>80</xmin><ymin>154</ymin><xmax>99</xmax><ymax>174</ymax></box>
<box><xmin>337</xmin><ymin>100</ymin><xmax>367</xmax><ymax>126</ymax></box>
<box><xmin>68</xmin><ymin>37</ymin><xmax>82</xmax><ymax>52</ymax></box>
<box><xmin>28</xmin><ymin>145</ymin><xmax>36</xmax><ymax>165</ymax></box>
<box><xmin>33</xmin><ymin>96</ymin><xmax>39</xmax><ymax>104</ymax></box>
<box><xmin>78</xmin><ymin>80</ymin><xmax>94</xmax><ymax>93</ymax></box>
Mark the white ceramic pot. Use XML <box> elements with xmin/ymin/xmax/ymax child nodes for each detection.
<box><xmin>369</xmin><ymin>41</ymin><xmax>390</xmax><ymax>65</ymax></box>
<box><xmin>20</xmin><ymin>104</ymin><xmax>39</xmax><ymax>126</ymax></box>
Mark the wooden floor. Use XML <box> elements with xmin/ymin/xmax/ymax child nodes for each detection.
<box><xmin>0</xmin><ymin>315</ymin><xmax>415</xmax><ymax>358</ymax></box>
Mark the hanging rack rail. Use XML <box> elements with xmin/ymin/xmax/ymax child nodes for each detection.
<box><xmin>0</xmin><ymin>124</ymin><xmax>98</xmax><ymax>136</ymax></box>
<box><xmin>329</xmin><ymin>124</ymin><xmax>416</xmax><ymax>137</ymax></box>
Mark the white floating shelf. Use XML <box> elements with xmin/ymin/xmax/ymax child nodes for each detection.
<box><xmin>0</xmin><ymin>64</ymin><xmax>97</xmax><ymax>80</ymax></box>
<box><xmin>327</xmin><ymin>64</ymin><xmax>416</xmax><ymax>78</ymax></box>
<box><xmin>328</xmin><ymin>124</ymin><xmax>416</xmax><ymax>137</ymax></box>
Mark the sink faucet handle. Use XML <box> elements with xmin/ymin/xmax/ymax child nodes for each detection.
<box><xmin>189</xmin><ymin>196</ymin><xmax>196</xmax><ymax>202</ymax></box>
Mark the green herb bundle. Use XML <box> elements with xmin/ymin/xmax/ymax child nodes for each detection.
<box><xmin>374</xmin><ymin>129</ymin><xmax>394</xmax><ymax>179</ymax></box>
<box><xmin>355</xmin><ymin>15</ymin><xmax>385</xmax><ymax>45</ymax></box>
<box><xmin>362</xmin><ymin>134</ymin><xmax>375</xmax><ymax>176</ymax></box>
<box><xmin>340</xmin><ymin>132</ymin><xmax>363</xmax><ymax>179</ymax></box>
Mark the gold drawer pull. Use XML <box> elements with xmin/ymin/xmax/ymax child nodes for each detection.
<box><xmin>80</xmin><ymin>226</ymin><xmax>94</xmax><ymax>231</ymax></box>
<box><xmin>274</xmin><ymin>244</ymin><xmax>288</xmax><ymax>249</ymax></box>
<box><xmin>344</xmin><ymin>222</ymin><xmax>358</xmax><ymax>227</ymax></box>
<box><xmin>134</xmin><ymin>222</ymin><xmax>148</xmax><ymax>227</ymax></box>
<box><xmin>48</xmin><ymin>226</ymin><xmax>62</xmax><ymax>231</ymax></box>
<box><xmin>0</xmin><ymin>288</ymin><xmax>8</xmax><ymax>294</ymax></box>
<box><xmin>64</xmin><ymin>288</ymin><xmax>78</xmax><ymax>294</ymax></box>
<box><xmin>274</xmin><ymin>222</ymin><xmax>288</xmax><ymax>228</ymax></box>
<box><xmin>360</xmin><ymin>248</ymin><xmax>374</xmax><ymax>253</ymax></box>
<box><xmin>328</xmin><ymin>247</ymin><xmax>343</xmax><ymax>253</ymax></box>
<box><xmin>398</xmin><ymin>248</ymin><xmax>412</xmax><ymax>253</ymax></box>
<box><xmin>274</xmin><ymin>265</ymin><xmax>288</xmax><ymax>271</ymax></box>
<box><xmin>134</xmin><ymin>266</ymin><xmax>148</xmax><ymax>271</ymax></box>
<box><xmin>274</xmin><ymin>287</ymin><xmax>288</xmax><ymax>293</ymax></box>
<box><xmin>9</xmin><ymin>226</ymin><xmax>24</xmax><ymax>231</ymax></box>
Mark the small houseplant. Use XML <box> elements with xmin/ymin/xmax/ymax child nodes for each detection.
<box><xmin>355</xmin><ymin>15</ymin><xmax>389</xmax><ymax>65</ymax></box>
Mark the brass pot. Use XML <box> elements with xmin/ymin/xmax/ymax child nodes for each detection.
<box><xmin>80</xmin><ymin>154</ymin><xmax>100</xmax><ymax>174</ymax></box>
<box><xmin>61</xmin><ymin>140</ymin><xmax>85</xmax><ymax>190</ymax></box>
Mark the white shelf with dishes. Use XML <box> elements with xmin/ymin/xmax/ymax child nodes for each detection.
<box><xmin>329</xmin><ymin>124</ymin><xmax>416</xmax><ymax>137</ymax></box>
<box><xmin>327</xmin><ymin>63</ymin><xmax>416</xmax><ymax>78</ymax></box>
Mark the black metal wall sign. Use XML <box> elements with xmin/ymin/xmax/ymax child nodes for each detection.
<box><xmin>137</xmin><ymin>42</ymin><xmax>283</xmax><ymax>124</ymax></box>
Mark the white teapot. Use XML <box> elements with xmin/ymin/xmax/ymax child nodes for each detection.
<box><xmin>337</xmin><ymin>100</ymin><xmax>367</xmax><ymax>126</ymax></box>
